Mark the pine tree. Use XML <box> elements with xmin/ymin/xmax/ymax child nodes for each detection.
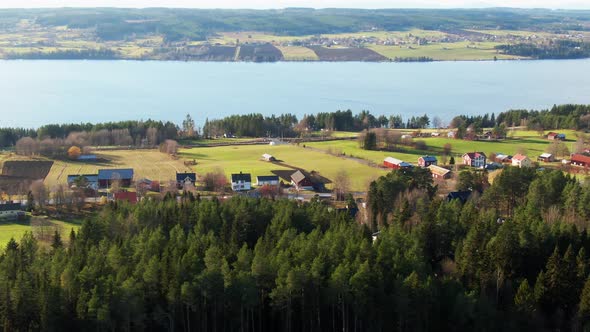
<box><xmin>51</xmin><ymin>230</ymin><xmax>63</xmax><ymax>249</ymax></box>
<box><xmin>515</xmin><ymin>279</ymin><xmax>535</xmax><ymax>314</ymax></box>
<box><xmin>579</xmin><ymin>277</ymin><xmax>590</xmax><ymax>327</ymax></box>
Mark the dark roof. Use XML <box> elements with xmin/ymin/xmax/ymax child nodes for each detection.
<box><xmin>420</xmin><ymin>156</ymin><xmax>437</xmax><ymax>162</ymax></box>
<box><xmin>257</xmin><ymin>175</ymin><xmax>279</xmax><ymax>182</ymax></box>
<box><xmin>232</xmin><ymin>173</ymin><xmax>251</xmax><ymax>182</ymax></box>
<box><xmin>67</xmin><ymin>174</ymin><xmax>98</xmax><ymax>183</ymax></box>
<box><xmin>176</xmin><ymin>173</ymin><xmax>197</xmax><ymax>182</ymax></box>
<box><xmin>0</xmin><ymin>203</ymin><xmax>22</xmax><ymax>212</ymax></box>
<box><xmin>447</xmin><ymin>191</ymin><xmax>472</xmax><ymax>204</ymax></box>
<box><xmin>98</xmin><ymin>169</ymin><xmax>134</xmax><ymax>180</ymax></box>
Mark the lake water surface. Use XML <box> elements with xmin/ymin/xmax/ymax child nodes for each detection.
<box><xmin>1</xmin><ymin>59</ymin><xmax>589</xmax><ymax>128</ymax></box>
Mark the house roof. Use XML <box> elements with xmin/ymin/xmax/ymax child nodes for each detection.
<box><xmin>176</xmin><ymin>173</ymin><xmax>197</xmax><ymax>182</ymax></box>
<box><xmin>257</xmin><ymin>175</ymin><xmax>279</xmax><ymax>182</ymax></box>
<box><xmin>291</xmin><ymin>170</ymin><xmax>307</xmax><ymax>184</ymax></box>
<box><xmin>463</xmin><ymin>152</ymin><xmax>486</xmax><ymax>159</ymax></box>
<box><xmin>0</xmin><ymin>203</ymin><xmax>22</xmax><ymax>212</ymax></box>
<box><xmin>420</xmin><ymin>156</ymin><xmax>437</xmax><ymax>162</ymax></box>
<box><xmin>540</xmin><ymin>153</ymin><xmax>553</xmax><ymax>158</ymax></box>
<box><xmin>232</xmin><ymin>173</ymin><xmax>252</xmax><ymax>182</ymax></box>
<box><xmin>427</xmin><ymin>165</ymin><xmax>451</xmax><ymax>176</ymax></box>
<box><xmin>571</xmin><ymin>154</ymin><xmax>590</xmax><ymax>164</ymax></box>
<box><xmin>98</xmin><ymin>169</ymin><xmax>134</xmax><ymax>180</ymax></box>
<box><xmin>547</xmin><ymin>132</ymin><xmax>558</xmax><ymax>136</ymax></box>
<box><xmin>512</xmin><ymin>154</ymin><xmax>529</xmax><ymax>162</ymax></box>
<box><xmin>67</xmin><ymin>174</ymin><xmax>98</xmax><ymax>183</ymax></box>
<box><xmin>78</xmin><ymin>154</ymin><xmax>97</xmax><ymax>160</ymax></box>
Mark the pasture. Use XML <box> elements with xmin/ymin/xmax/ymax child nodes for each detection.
<box><xmin>0</xmin><ymin>217</ymin><xmax>81</xmax><ymax>249</ymax></box>
<box><xmin>305</xmin><ymin>130</ymin><xmax>581</xmax><ymax>166</ymax></box>
<box><xmin>44</xmin><ymin>150</ymin><xmax>192</xmax><ymax>188</ymax></box>
<box><xmin>370</xmin><ymin>42</ymin><xmax>524</xmax><ymax>61</ymax></box>
<box><xmin>180</xmin><ymin>144</ymin><xmax>388</xmax><ymax>192</ymax></box>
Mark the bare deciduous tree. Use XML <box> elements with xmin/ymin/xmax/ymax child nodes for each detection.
<box><xmin>333</xmin><ymin>170</ymin><xmax>351</xmax><ymax>201</ymax></box>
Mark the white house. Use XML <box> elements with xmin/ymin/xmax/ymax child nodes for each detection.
<box><xmin>256</xmin><ymin>175</ymin><xmax>280</xmax><ymax>187</ymax></box>
<box><xmin>511</xmin><ymin>154</ymin><xmax>532</xmax><ymax>168</ymax></box>
<box><xmin>462</xmin><ymin>152</ymin><xmax>487</xmax><ymax>168</ymax></box>
<box><xmin>231</xmin><ymin>172</ymin><xmax>252</xmax><ymax>191</ymax></box>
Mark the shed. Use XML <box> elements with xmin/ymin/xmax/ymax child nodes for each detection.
<box><xmin>262</xmin><ymin>154</ymin><xmax>276</xmax><ymax>162</ymax></box>
<box><xmin>427</xmin><ymin>165</ymin><xmax>451</xmax><ymax>179</ymax></box>
<box><xmin>291</xmin><ymin>170</ymin><xmax>314</xmax><ymax>191</ymax></box>
<box><xmin>538</xmin><ymin>153</ymin><xmax>555</xmax><ymax>162</ymax></box>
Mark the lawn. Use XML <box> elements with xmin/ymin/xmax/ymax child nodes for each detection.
<box><xmin>44</xmin><ymin>150</ymin><xmax>192</xmax><ymax>187</ymax></box>
<box><xmin>305</xmin><ymin>129</ymin><xmax>580</xmax><ymax>166</ymax></box>
<box><xmin>180</xmin><ymin>144</ymin><xmax>388</xmax><ymax>192</ymax></box>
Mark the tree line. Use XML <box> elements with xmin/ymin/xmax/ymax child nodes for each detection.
<box><xmin>3</xmin><ymin>166</ymin><xmax>590</xmax><ymax>330</ymax></box>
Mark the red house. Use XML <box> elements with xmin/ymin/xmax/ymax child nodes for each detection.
<box><xmin>114</xmin><ymin>191</ymin><xmax>138</xmax><ymax>204</ymax></box>
<box><xmin>418</xmin><ymin>156</ymin><xmax>437</xmax><ymax>167</ymax></box>
<box><xmin>571</xmin><ymin>154</ymin><xmax>590</xmax><ymax>167</ymax></box>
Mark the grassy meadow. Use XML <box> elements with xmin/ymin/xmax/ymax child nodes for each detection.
<box><xmin>180</xmin><ymin>144</ymin><xmax>388</xmax><ymax>192</ymax></box>
<box><xmin>370</xmin><ymin>42</ymin><xmax>523</xmax><ymax>61</ymax></box>
<box><xmin>0</xmin><ymin>217</ymin><xmax>81</xmax><ymax>248</ymax></box>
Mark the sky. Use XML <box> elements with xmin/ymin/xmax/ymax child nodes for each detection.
<box><xmin>0</xmin><ymin>0</ymin><xmax>588</xmax><ymax>9</ymax></box>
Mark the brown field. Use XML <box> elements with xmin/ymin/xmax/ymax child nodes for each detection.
<box><xmin>44</xmin><ymin>150</ymin><xmax>193</xmax><ymax>188</ymax></box>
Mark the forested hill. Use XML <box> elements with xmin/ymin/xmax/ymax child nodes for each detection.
<box><xmin>1</xmin><ymin>8</ymin><xmax>590</xmax><ymax>61</ymax></box>
<box><xmin>4</xmin><ymin>168</ymin><xmax>590</xmax><ymax>330</ymax></box>
<box><xmin>1</xmin><ymin>8</ymin><xmax>589</xmax><ymax>40</ymax></box>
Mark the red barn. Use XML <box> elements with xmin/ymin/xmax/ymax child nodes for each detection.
<box><xmin>384</xmin><ymin>157</ymin><xmax>413</xmax><ymax>169</ymax></box>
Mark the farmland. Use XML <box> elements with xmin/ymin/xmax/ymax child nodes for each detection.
<box><xmin>0</xmin><ymin>216</ymin><xmax>81</xmax><ymax>248</ymax></box>
<box><xmin>305</xmin><ymin>129</ymin><xmax>581</xmax><ymax>166</ymax></box>
<box><xmin>180</xmin><ymin>144</ymin><xmax>389</xmax><ymax>192</ymax></box>
<box><xmin>43</xmin><ymin>150</ymin><xmax>192</xmax><ymax>188</ymax></box>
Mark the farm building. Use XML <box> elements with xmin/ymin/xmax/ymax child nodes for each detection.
<box><xmin>427</xmin><ymin>165</ymin><xmax>451</xmax><ymax>179</ymax></box>
<box><xmin>291</xmin><ymin>170</ymin><xmax>314</xmax><ymax>191</ymax></box>
<box><xmin>547</xmin><ymin>132</ymin><xmax>566</xmax><ymax>140</ymax></box>
<box><xmin>512</xmin><ymin>154</ymin><xmax>533</xmax><ymax>168</ymax></box>
<box><xmin>257</xmin><ymin>175</ymin><xmax>280</xmax><ymax>187</ymax></box>
<box><xmin>448</xmin><ymin>131</ymin><xmax>457</xmax><ymax>138</ymax></box>
<box><xmin>98</xmin><ymin>169</ymin><xmax>134</xmax><ymax>189</ymax></box>
<box><xmin>231</xmin><ymin>172</ymin><xmax>252</xmax><ymax>191</ymax></box>
<box><xmin>462</xmin><ymin>152</ymin><xmax>486</xmax><ymax>168</ymax></box>
<box><xmin>538</xmin><ymin>153</ymin><xmax>555</xmax><ymax>162</ymax></box>
<box><xmin>176</xmin><ymin>173</ymin><xmax>197</xmax><ymax>189</ymax></box>
<box><xmin>137</xmin><ymin>178</ymin><xmax>160</xmax><ymax>192</ymax></box>
<box><xmin>0</xmin><ymin>203</ymin><xmax>25</xmax><ymax>221</ymax></box>
<box><xmin>418</xmin><ymin>156</ymin><xmax>437</xmax><ymax>168</ymax></box>
<box><xmin>384</xmin><ymin>157</ymin><xmax>413</xmax><ymax>169</ymax></box>
<box><xmin>67</xmin><ymin>174</ymin><xmax>98</xmax><ymax>190</ymax></box>
<box><xmin>262</xmin><ymin>154</ymin><xmax>276</xmax><ymax>162</ymax></box>
<box><xmin>571</xmin><ymin>154</ymin><xmax>590</xmax><ymax>167</ymax></box>
<box><xmin>114</xmin><ymin>191</ymin><xmax>138</xmax><ymax>204</ymax></box>
<box><xmin>495</xmin><ymin>154</ymin><xmax>512</xmax><ymax>163</ymax></box>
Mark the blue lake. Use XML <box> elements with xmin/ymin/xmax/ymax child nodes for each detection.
<box><xmin>1</xmin><ymin>59</ymin><xmax>589</xmax><ymax>128</ymax></box>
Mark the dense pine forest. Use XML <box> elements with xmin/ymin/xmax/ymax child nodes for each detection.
<box><xmin>4</xmin><ymin>167</ymin><xmax>590</xmax><ymax>331</ymax></box>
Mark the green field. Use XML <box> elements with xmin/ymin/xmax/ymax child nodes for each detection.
<box><xmin>305</xmin><ymin>130</ymin><xmax>580</xmax><ymax>166</ymax></box>
<box><xmin>0</xmin><ymin>217</ymin><xmax>81</xmax><ymax>249</ymax></box>
<box><xmin>44</xmin><ymin>150</ymin><xmax>192</xmax><ymax>187</ymax></box>
<box><xmin>370</xmin><ymin>42</ymin><xmax>524</xmax><ymax>61</ymax></box>
<box><xmin>276</xmin><ymin>46</ymin><xmax>319</xmax><ymax>61</ymax></box>
<box><xmin>180</xmin><ymin>144</ymin><xmax>388</xmax><ymax>191</ymax></box>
